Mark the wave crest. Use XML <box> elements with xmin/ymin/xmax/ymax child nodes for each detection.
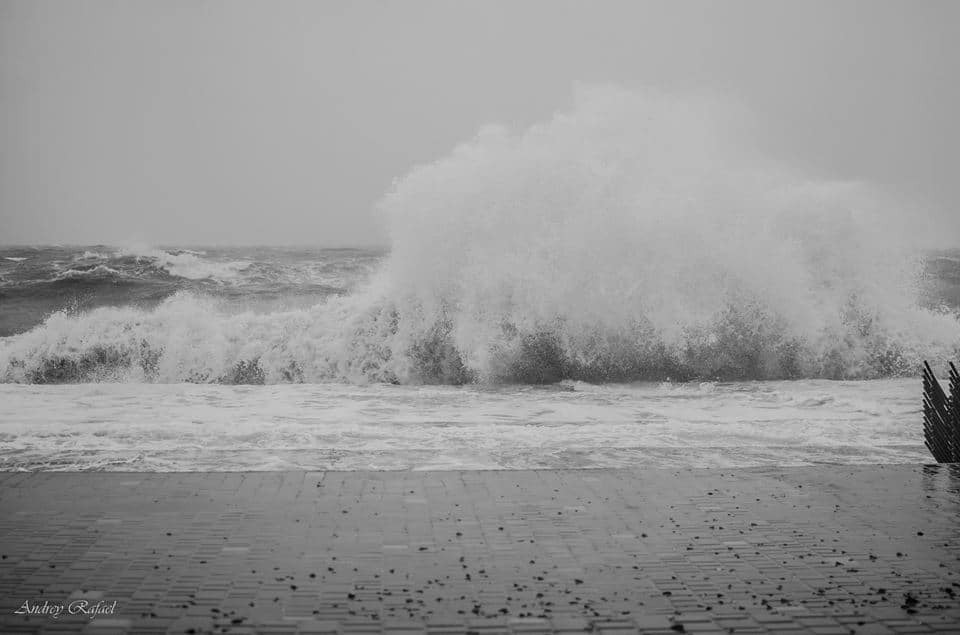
<box><xmin>74</xmin><ymin>246</ymin><xmax>249</xmax><ymax>281</ymax></box>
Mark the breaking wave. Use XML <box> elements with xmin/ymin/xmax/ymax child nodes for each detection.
<box><xmin>80</xmin><ymin>246</ymin><xmax>251</xmax><ymax>281</ymax></box>
<box><xmin>54</xmin><ymin>264</ymin><xmax>125</xmax><ymax>281</ymax></box>
<box><xmin>2</xmin><ymin>86</ymin><xmax>958</xmax><ymax>384</ymax></box>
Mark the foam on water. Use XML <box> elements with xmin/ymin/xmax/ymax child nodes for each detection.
<box><xmin>1</xmin><ymin>86</ymin><xmax>958</xmax><ymax>384</ymax></box>
<box><xmin>0</xmin><ymin>379</ymin><xmax>929</xmax><ymax>470</ymax></box>
<box><xmin>54</xmin><ymin>264</ymin><xmax>124</xmax><ymax>280</ymax></box>
<box><xmin>122</xmin><ymin>246</ymin><xmax>250</xmax><ymax>281</ymax></box>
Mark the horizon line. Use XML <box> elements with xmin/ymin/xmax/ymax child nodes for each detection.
<box><xmin>0</xmin><ymin>242</ymin><xmax>392</xmax><ymax>250</ymax></box>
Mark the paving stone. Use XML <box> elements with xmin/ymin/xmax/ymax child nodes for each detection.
<box><xmin>0</xmin><ymin>465</ymin><xmax>958</xmax><ymax>634</ymax></box>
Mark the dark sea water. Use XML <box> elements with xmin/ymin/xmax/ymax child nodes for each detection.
<box><xmin>0</xmin><ymin>245</ymin><xmax>383</xmax><ymax>338</ymax></box>
<box><xmin>923</xmin><ymin>248</ymin><xmax>960</xmax><ymax>310</ymax></box>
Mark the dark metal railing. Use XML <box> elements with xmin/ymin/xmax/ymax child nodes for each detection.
<box><xmin>922</xmin><ymin>360</ymin><xmax>960</xmax><ymax>463</ymax></box>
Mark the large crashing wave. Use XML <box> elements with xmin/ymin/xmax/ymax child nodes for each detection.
<box><xmin>2</xmin><ymin>86</ymin><xmax>958</xmax><ymax>384</ymax></box>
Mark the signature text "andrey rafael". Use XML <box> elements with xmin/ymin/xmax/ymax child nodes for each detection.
<box><xmin>14</xmin><ymin>599</ymin><xmax>118</xmax><ymax>619</ymax></box>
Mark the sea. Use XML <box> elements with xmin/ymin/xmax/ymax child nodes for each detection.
<box><xmin>2</xmin><ymin>88</ymin><xmax>960</xmax><ymax>471</ymax></box>
<box><xmin>1</xmin><ymin>244</ymin><xmax>958</xmax><ymax>472</ymax></box>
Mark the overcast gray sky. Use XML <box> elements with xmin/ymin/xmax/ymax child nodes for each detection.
<box><xmin>1</xmin><ymin>0</ymin><xmax>958</xmax><ymax>246</ymax></box>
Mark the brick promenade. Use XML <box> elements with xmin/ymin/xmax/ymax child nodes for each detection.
<box><xmin>0</xmin><ymin>465</ymin><xmax>959</xmax><ymax>634</ymax></box>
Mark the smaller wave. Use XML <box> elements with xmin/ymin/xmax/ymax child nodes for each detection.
<box><xmin>75</xmin><ymin>247</ymin><xmax>251</xmax><ymax>282</ymax></box>
<box><xmin>155</xmin><ymin>252</ymin><xmax>250</xmax><ymax>281</ymax></box>
<box><xmin>54</xmin><ymin>265</ymin><xmax>124</xmax><ymax>280</ymax></box>
<box><xmin>4</xmin><ymin>257</ymin><xmax>27</xmax><ymax>263</ymax></box>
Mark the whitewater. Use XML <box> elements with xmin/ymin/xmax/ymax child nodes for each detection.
<box><xmin>1</xmin><ymin>86</ymin><xmax>958</xmax><ymax>470</ymax></box>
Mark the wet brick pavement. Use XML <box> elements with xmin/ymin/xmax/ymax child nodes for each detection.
<box><xmin>1</xmin><ymin>465</ymin><xmax>959</xmax><ymax>634</ymax></box>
